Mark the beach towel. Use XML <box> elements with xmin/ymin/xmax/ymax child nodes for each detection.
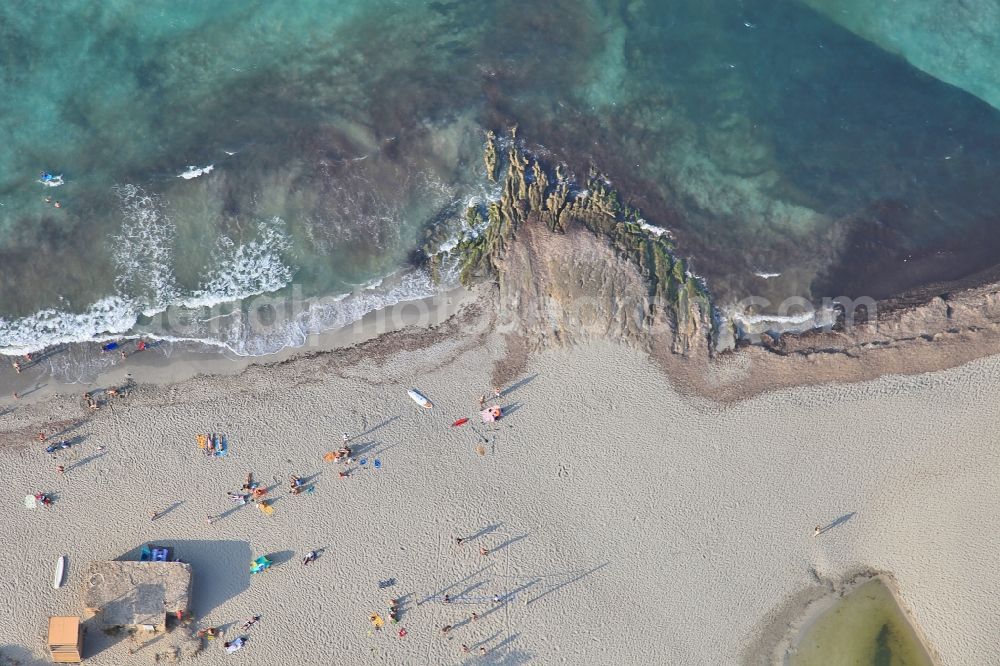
<box><xmin>258</xmin><ymin>502</ymin><xmax>274</xmax><ymax>515</ymax></box>
<box><xmin>251</xmin><ymin>556</ymin><xmax>272</xmax><ymax>573</ymax></box>
<box><xmin>24</xmin><ymin>495</ymin><xmax>36</xmax><ymax>509</ymax></box>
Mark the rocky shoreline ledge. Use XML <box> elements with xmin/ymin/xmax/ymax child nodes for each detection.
<box><xmin>441</xmin><ymin>130</ymin><xmax>1000</xmax><ymax>400</ymax></box>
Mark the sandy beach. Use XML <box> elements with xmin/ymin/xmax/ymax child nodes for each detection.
<box><xmin>1</xmin><ymin>300</ymin><xmax>998</xmax><ymax>665</ymax></box>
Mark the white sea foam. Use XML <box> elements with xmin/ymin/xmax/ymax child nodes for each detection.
<box><xmin>754</xmin><ymin>271</ymin><xmax>782</xmax><ymax>279</ymax></box>
<box><xmin>111</xmin><ymin>184</ymin><xmax>178</xmax><ymax>314</ymax></box>
<box><xmin>145</xmin><ymin>268</ymin><xmax>442</xmax><ymax>357</ymax></box>
<box><xmin>639</xmin><ymin>221</ymin><xmax>672</xmax><ymax>238</ymax></box>
<box><xmin>38</xmin><ymin>175</ymin><xmax>64</xmax><ymax>187</ymax></box>
<box><xmin>726</xmin><ymin>304</ymin><xmax>838</xmax><ymax>339</ymax></box>
<box><xmin>178</xmin><ymin>164</ymin><xmax>214</xmax><ymax>180</ymax></box>
<box><xmin>0</xmin><ymin>296</ymin><xmax>138</xmax><ymax>356</ymax></box>
<box><xmin>180</xmin><ymin>218</ymin><xmax>294</xmax><ymax>309</ymax></box>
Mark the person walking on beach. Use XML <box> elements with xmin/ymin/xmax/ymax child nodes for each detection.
<box><xmin>302</xmin><ymin>550</ymin><xmax>318</xmax><ymax>565</ymax></box>
<box><xmin>813</xmin><ymin>525</ymin><xmax>821</xmax><ymax>537</ymax></box>
<box><xmin>150</xmin><ymin>511</ymin><xmax>160</xmax><ymax>521</ymax></box>
<box><xmin>342</xmin><ymin>432</ymin><xmax>350</xmax><ymax>445</ymax></box>
<box><xmin>478</xmin><ymin>394</ymin><xmax>486</xmax><ymax>409</ymax></box>
<box><xmin>493</xmin><ymin>386</ymin><xmax>502</xmax><ymax>400</ymax></box>
<box><xmin>12</xmin><ymin>361</ymin><xmax>20</xmax><ymax>374</ymax></box>
<box><xmin>56</xmin><ymin>465</ymin><xmax>65</xmax><ymax>475</ymax></box>
<box><xmin>206</xmin><ymin>515</ymin><xmax>215</xmax><ymax>525</ymax></box>
<box><xmin>479</xmin><ymin>546</ymin><xmax>489</xmax><ymax>556</ymax></box>
<box><xmin>454</xmin><ymin>536</ymin><xmax>463</xmax><ymax>546</ymax></box>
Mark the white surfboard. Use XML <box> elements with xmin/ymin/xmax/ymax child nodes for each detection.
<box><xmin>53</xmin><ymin>555</ymin><xmax>65</xmax><ymax>589</ymax></box>
<box><xmin>407</xmin><ymin>389</ymin><xmax>433</xmax><ymax>409</ymax></box>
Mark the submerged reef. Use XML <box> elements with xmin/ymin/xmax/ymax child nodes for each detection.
<box><xmin>448</xmin><ymin>130</ymin><xmax>714</xmax><ymax>354</ymax></box>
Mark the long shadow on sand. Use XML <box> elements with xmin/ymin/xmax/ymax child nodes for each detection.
<box><xmin>355</xmin><ymin>415</ymin><xmax>401</xmax><ymax>439</ymax></box>
<box><xmin>66</xmin><ymin>451</ymin><xmax>106</xmax><ymax>473</ymax></box>
<box><xmin>462</xmin><ymin>633</ymin><xmax>533</xmax><ymax>666</ymax></box>
<box><xmin>0</xmin><ymin>643</ymin><xmax>46</xmax><ymax>666</ymax></box>
<box><xmin>500</xmin><ymin>374</ymin><xmax>538</xmax><ymax>397</ymax></box>
<box><xmin>525</xmin><ymin>562</ymin><xmax>610</xmax><ymax>606</ymax></box>
<box><xmin>820</xmin><ymin>512</ymin><xmax>856</xmax><ymax>534</ymax></box>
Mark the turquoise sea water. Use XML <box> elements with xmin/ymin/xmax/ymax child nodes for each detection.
<box><xmin>1</xmin><ymin>0</ymin><xmax>998</xmax><ymax>355</ymax></box>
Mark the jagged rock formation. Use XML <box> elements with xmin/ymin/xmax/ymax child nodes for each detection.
<box><xmin>450</xmin><ymin>131</ymin><xmax>713</xmax><ymax>355</ymax></box>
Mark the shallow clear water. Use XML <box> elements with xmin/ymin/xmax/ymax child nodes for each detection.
<box><xmin>1</xmin><ymin>0</ymin><xmax>998</xmax><ymax>354</ymax></box>
<box><xmin>790</xmin><ymin>579</ymin><xmax>933</xmax><ymax>666</ymax></box>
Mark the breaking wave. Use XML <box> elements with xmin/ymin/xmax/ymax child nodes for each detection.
<box><xmin>0</xmin><ymin>188</ymin><xmax>300</xmax><ymax>356</ymax></box>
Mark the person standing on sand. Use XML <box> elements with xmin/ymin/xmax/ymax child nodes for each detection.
<box><xmin>56</xmin><ymin>465</ymin><xmax>65</xmax><ymax>475</ymax></box>
<box><xmin>342</xmin><ymin>432</ymin><xmax>350</xmax><ymax>445</ymax></box>
<box><xmin>206</xmin><ymin>515</ymin><xmax>215</xmax><ymax>525</ymax></box>
<box><xmin>150</xmin><ymin>511</ymin><xmax>160</xmax><ymax>521</ymax></box>
<box><xmin>478</xmin><ymin>395</ymin><xmax>486</xmax><ymax>409</ymax></box>
<box><xmin>813</xmin><ymin>525</ymin><xmax>821</xmax><ymax>537</ymax></box>
<box><xmin>12</xmin><ymin>361</ymin><xmax>21</xmax><ymax>374</ymax></box>
<box><xmin>479</xmin><ymin>546</ymin><xmax>489</xmax><ymax>556</ymax></box>
<box><xmin>455</xmin><ymin>536</ymin><xmax>463</xmax><ymax>546</ymax></box>
<box><xmin>493</xmin><ymin>386</ymin><xmax>502</xmax><ymax>400</ymax></box>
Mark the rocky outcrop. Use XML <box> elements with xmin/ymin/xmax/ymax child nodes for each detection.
<box><xmin>450</xmin><ymin>130</ymin><xmax>714</xmax><ymax>355</ymax></box>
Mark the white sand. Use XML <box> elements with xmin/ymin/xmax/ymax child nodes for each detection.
<box><xmin>0</xmin><ymin>335</ymin><xmax>998</xmax><ymax>664</ymax></box>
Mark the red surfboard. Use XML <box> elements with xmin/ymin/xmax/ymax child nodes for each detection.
<box><xmin>451</xmin><ymin>418</ymin><xmax>469</xmax><ymax>427</ymax></box>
